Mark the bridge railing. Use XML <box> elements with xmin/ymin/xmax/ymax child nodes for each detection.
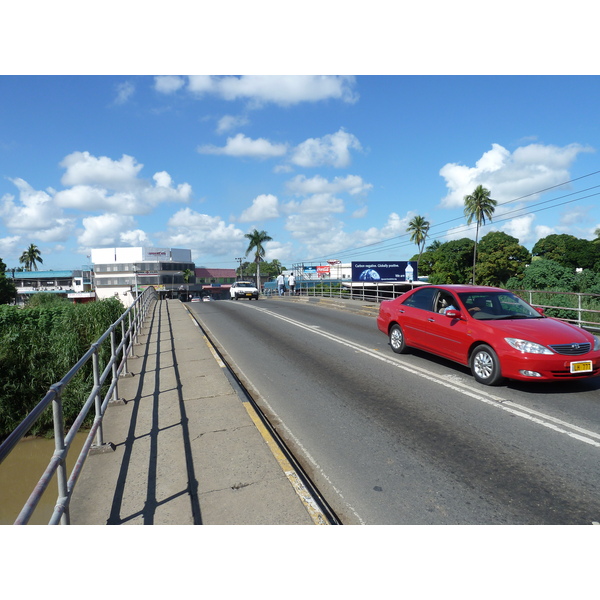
<box><xmin>0</xmin><ymin>286</ymin><xmax>158</xmax><ymax>524</ymax></box>
<box><xmin>265</xmin><ymin>281</ymin><xmax>600</xmax><ymax>333</ymax></box>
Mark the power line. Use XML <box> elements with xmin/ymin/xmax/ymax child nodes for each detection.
<box><xmin>296</xmin><ymin>169</ymin><xmax>600</xmax><ymax>264</ymax></box>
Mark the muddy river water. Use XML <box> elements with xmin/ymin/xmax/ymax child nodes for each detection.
<box><xmin>0</xmin><ymin>433</ymin><xmax>88</xmax><ymax>525</ymax></box>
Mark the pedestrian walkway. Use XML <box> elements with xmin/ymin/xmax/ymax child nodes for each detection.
<box><xmin>70</xmin><ymin>298</ymin><xmax>318</xmax><ymax>525</ymax></box>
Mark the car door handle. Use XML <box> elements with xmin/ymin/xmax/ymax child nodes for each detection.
<box><xmin>427</xmin><ymin>318</ymin><xmax>436</xmax><ymax>322</ymax></box>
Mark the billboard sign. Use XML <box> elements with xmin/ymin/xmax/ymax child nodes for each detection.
<box><xmin>351</xmin><ymin>261</ymin><xmax>418</xmax><ymax>283</ymax></box>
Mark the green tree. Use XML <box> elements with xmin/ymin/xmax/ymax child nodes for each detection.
<box><xmin>242</xmin><ymin>259</ymin><xmax>286</xmax><ymax>280</ymax></box>
<box><xmin>0</xmin><ymin>273</ymin><xmax>16</xmax><ymax>305</ymax></box>
<box><xmin>429</xmin><ymin>238</ymin><xmax>475</xmax><ymax>284</ymax></box>
<box><xmin>182</xmin><ymin>268</ymin><xmax>194</xmax><ymax>288</ymax></box>
<box><xmin>406</xmin><ymin>215</ymin><xmax>430</xmax><ymax>266</ymax></box>
<box><xmin>19</xmin><ymin>244</ymin><xmax>43</xmax><ymax>271</ymax></box>
<box><xmin>506</xmin><ymin>259</ymin><xmax>575</xmax><ymax>292</ymax></box>
<box><xmin>463</xmin><ymin>185</ymin><xmax>496</xmax><ymax>284</ymax></box>
<box><xmin>532</xmin><ymin>233</ymin><xmax>600</xmax><ymax>271</ymax></box>
<box><xmin>244</xmin><ymin>229</ymin><xmax>273</xmax><ymax>289</ymax></box>
<box><xmin>475</xmin><ymin>231</ymin><xmax>531</xmax><ymax>287</ymax></box>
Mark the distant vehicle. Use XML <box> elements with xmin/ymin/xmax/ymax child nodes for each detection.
<box><xmin>377</xmin><ymin>284</ymin><xmax>600</xmax><ymax>386</ymax></box>
<box><xmin>230</xmin><ymin>281</ymin><xmax>260</xmax><ymax>300</ymax></box>
<box><xmin>190</xmin><ymin>296</ymin><xmax>201</xmax><ymax>302</ymax></box>
<box><xmin>202</xmin><ymin>296</ymin><xmax>213</xmax><ymax>302</ymax></box>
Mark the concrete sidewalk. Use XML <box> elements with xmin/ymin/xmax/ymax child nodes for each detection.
<box><xmin>70</xmin><ymin>298</ymin><xmax>319</xmax><ymax>525</ymax></box>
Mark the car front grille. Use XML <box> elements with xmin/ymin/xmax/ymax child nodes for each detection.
<box><xmin>549</xmin><ymin>342</ymin><xmax>591</xmax><ymax>356</ymax></box>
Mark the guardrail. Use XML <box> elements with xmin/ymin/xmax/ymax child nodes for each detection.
<box><xmin>0</xmin><ymin>286</ymin><xmax>158</xmax><ymax>524</ymax></box>
<box><xmin>265</xmin><ymin>281</ymin><xmax>600</xmax><ymax>333</ymax></box>
<box><xmin>511</xmin><ymin>289</ymin><xmax>600</xmax><ymax>333</ymax></box>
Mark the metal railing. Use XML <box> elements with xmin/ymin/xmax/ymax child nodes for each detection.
<box><xmin>511</xmin><ymin>289</ymin><xmax>600</xmax><ymax>333</ymax></box>
<box><xmin>0</xmin><ymin>286</ymin><xmax>157</xmax><ymax>524</ymax></box>
<box><xmin>265</xmin><ymin>281</ymin><xmax>600</xmax><ymax>333</ymax></box>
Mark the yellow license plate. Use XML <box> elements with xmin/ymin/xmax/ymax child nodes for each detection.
<box><xmin>570</xmin><ymin>361</ymin><xmax>592</xmax><ymax>373</ymax></box>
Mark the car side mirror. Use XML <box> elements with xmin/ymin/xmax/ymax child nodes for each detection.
<box><xmin>444</xmin><ymin>309</ymin><xmax>462</xmax><ymax>319</ymax></box>
<box><xmin>535</xmin><ymin>307</ymin><xmax>545</xmax><ymax>315</ymax></box>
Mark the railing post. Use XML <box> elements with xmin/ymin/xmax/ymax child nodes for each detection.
<box><xmin>121</xmin><ymin>318</ymin><xmax>129</xmax><ymax>376</ymax></box>
<box><xmin>51</xmin><ymin>383</ymin><xmax>70</xmax><ymax>525</ymax></box>
<box><xmin>110</xmin><ymin>327</ymin><xmax>119</xmax><ymax>403</ymax></box>
<box><xmin>128</xmin><ymin>311</ymin><xmax>134</xmax><ymax>357</ymax></box>
<box><xmin>92</xmin><ymin>347</ymin><xmax>104</xmax><ymax>449</ymax></box>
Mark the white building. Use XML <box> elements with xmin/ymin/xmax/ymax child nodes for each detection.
<box><xmin>11</xmin><ymin>269</ymin><xmax>94</xmax><ymax>304</ymax></box>
<box><xmin>91</xmin><ymin>247</ymin><xmax>195</xmax><ymax>305</ymax></box>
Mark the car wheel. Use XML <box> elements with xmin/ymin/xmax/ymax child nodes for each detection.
<box><xmin>235</xmin><ymin>296</ymin><xmax>239</xmax><ymax>300</ymax></box>
<box><xmin>389</xmin><ymin>324</ymin><xmax>408</xmax><ymax>354</ymax></box>
<box><xmin>470</xmin><ymin>344</ymin><xmax>504</xmax><ymax>386</ymax></box>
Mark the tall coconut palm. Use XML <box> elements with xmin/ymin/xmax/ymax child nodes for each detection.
<box><xmin>406</xmin><ymin>215</ymin><xmax>430</xmax><ymax>265</ymax></box>
<box><xmin>463</xmin><ymin>185</ymin><xmax>496</xmax><ymax>284</ymax></box>
<box><xmin>19</xmin><ymin>244</ymin><xmax>43</xmax><ymax>271</ymax></box>
<box><xmin>244</xmin><ymin>229</ymin><xmax>273</xmax><ymax>289</ymax></box>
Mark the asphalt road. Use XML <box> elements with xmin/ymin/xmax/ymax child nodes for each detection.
<box><xmin>189</xmin><ymin>298</ymin><xmax>600</xmax><ymax>525</ymax></box>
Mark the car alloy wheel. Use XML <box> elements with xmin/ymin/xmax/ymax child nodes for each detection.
<box><xmin>470</xmin><ymin>344</ymin><xmax>503</xmax><ymax>386</ymax></box>
<box><xmin>389</xmin><ymin>324</ymin><xmax>407</xmax><ymax>354</ymax></box>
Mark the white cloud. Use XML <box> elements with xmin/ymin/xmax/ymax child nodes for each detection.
<box><xmin>114</xmin><ymin>81</ymin><xmax>135</xmax><ymax>105</ymax></box>
<box><xmin>55</xmin><ymin>152</ymin><xmax>192</xmax><ymax>214</ymax></box>
<box><xmin>198</xmin><ymin>133</ymin><xmax>288</xmax><ymax>159</ymax></box>
<box><xmin>290</xmin><ymin>128</ymin><xmax>362</xmax><ymax>168</ymax></box>
<box><xmin>120</xmin><ymin>229</ymin><xmax>151</xmax><ymax>246</ymax></box>
<box><xmin>239</xmin><ymin>194</ymin><xmax>280</xmax><ymax>222</ymax></box>
<box><xmin>501</xmin><ymin>214</ymin><xmax>537</xmax><ymax>245</ymax></box>
<box><xmin>165</xmin><ymin>75</ymin><xmax>358</xmax><ymax>107</ymax></box>
<box><xmin>216</xmin><ymin>114</ymin><xmax>250</xmax><ymax>134</ymax></box>
<box><xmin>161</xmin><ymin>207</ymin><xmax>246</xmax><ymax>258</ymax></box>
<box><xmin>154</xmin><ymin>75</ymin><xmax>186</xmax><ymax>94</ymax></box>
<box><xmin>0</xmin><ymin>179</ymin><xmax>75</xmax><ymax>241</ymax></box>
<box><xmin>286</xmin><ymin>174</ymin><xmax>372</xmax><ymax>196</ymax></box>
<box><xmin>0</xmin><ymin>235</ymin><xmax>21</xmax><ymax>259</ymax></box>
<box><xmin>284</xmin><ymin>193</ymin><xmax>345</xmax><ymax>216</ymax></box>
<box><xmin>78</xmin><ymin>214</ymin><xmax>138</xmax><ymax>247</ymax></box>
<box><xmin>439</xmin><ymin>142</ymin><xmax>594</xmax><ymax>209</ymax></box>
<box><xmin>153</xmin><ymin>171</ymin><xmax>172</xmax><ymax>188</ymax></box>
<box><xmin>60</xmin><ymin>152</ymin><xmax>144</xmax><ymax>189</ymax></box>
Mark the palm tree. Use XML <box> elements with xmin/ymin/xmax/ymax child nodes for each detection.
<box><xmin>19</xmin><ymin>244</ymin><xmax>43</xmax><ymax>271</ymax></box>
<box><xmin>463</xmin><ymin>185</ymin><xmax>496</xmax><ymax>284</ymax></box>
<box><xmin>406</xmin><ymin>215</ymin><xmax>430</xmax><ymax>265</ymax></box>
<box><xmin>244</xmin><ymin>229</ymin><xmax>273</xmax><ymax>289</ymax></box>
<box><xmin>182</xmin><ymin>268</ymin><xmax>193</xmax><ymax>296</ymax></box>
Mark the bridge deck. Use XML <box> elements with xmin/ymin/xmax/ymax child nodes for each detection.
<box><xmin>70</xmin><ymin>298</ymin><xmax>315</xmax><ymax>525</ymax></box>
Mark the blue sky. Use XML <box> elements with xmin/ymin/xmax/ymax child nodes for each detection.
<box><xmin>2</xmin><ymin>8</ymin><xmax>600</xmax><ymax>272</ymax></box>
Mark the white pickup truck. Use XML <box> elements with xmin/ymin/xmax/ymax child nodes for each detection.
<box><xmin>229</xmin><ymin>280</ymin><xmax>260</xmax><ymax>300</ymax></box>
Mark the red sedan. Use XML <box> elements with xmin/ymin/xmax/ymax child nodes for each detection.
<box><xmin>376</xmin><ymin>284</ymin><xmax>600</xmax><ymax>385</ymax></box>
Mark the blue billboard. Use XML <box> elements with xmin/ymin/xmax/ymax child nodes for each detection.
<box><xmin>351</xmin><ymin>261</ymin><xmax>418</xmax><ymax>283</ymax></box>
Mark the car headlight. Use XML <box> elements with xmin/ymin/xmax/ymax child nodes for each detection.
<box><xmin>594</xmin><ymin>336</ymin><xmax>600</xmax><ymax>351</ymax></box>
<box><xmin>505</xmin><ymin>338</ymin><xmax>554</xmax><ymax>355</ymax></box>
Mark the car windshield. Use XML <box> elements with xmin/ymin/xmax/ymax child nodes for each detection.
<box><xmin>457</xmin><ymin>291</ymin><xmax>542</xmax><ymax>320</ymax></box>
<box><xmin>237</xmin><ymin>283</ymin><xmax>254</xmax><ymax>288</ymax></box>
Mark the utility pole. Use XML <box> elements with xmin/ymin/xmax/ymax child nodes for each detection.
<box><xmin>235</xmin><ymin>257</ymin><xmax>243</xmax><ymax>280</ymax></box>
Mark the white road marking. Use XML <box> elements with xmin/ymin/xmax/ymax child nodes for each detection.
<box><xmin>252</xmin><ymin>305</ymin><xmax>600</xmax><ymax>449</ymax></box>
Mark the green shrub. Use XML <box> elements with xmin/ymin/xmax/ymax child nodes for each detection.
<box><xmin>0</xmin><ymin>297</ymin><xmax>124</xmax><ymax>441</ymax></box>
